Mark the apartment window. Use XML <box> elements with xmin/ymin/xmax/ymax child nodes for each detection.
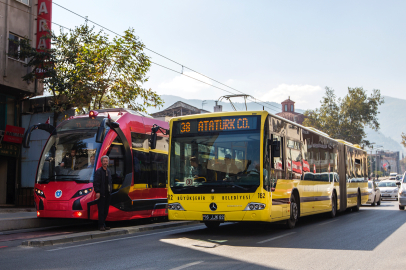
<box><xmin>284</xmin><ymin>104</ymin><xmax>287</xmax><ymax>112</ymax></box>
<box><xmin>291</xmin><ymin>105</ymin><xmax>294</xmax><ymax>112</ymax></box>
<box><xmin>15</xmin><ymin>0</ymin><xmax>29</xmax><ymax>5</ymax></box>
<box><xmin>8</xmin><ymin>33</ymin><xmax>26</xmax><ymax>62</ymax></box>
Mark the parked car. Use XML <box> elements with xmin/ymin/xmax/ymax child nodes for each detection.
<box><xmin>377</xmin><ymin>180</ymin><xmax>399</xmax><ymax>201</ymax></box>
<box><xmin>398</xmin><ymin>173</ymin><xmax>406</xmax><ymax>210</ymax></box>
<box><xmin>367</xmin><ymin>181</ymin><xmax>381</xmax><ymax>206</ymax></box>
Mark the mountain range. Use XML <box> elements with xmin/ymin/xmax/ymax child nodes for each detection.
<box><xmin>147</xmin><ymin>95</ymin><xmax>405</xmax><ymax>155</ymax></box>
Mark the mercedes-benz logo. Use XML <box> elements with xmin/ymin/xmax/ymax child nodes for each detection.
<box><xmin>211</xmin><ymin>189</ymin><xmax>214</xmax><ymax>193</ymax></box>
<box><xmin>209</xmin><ymin>203</ymin><xmax>217</xmax><ymax>211</ymax></box>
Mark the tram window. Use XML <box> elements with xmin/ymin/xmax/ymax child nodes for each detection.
<box><xmin>131</xmin><ymin>133</ymin><xmax>149</xmax><ymax>149</ymax></box>
<box><xmin>150</xmin><ymin>152</ymin><xmax>168</xmax><ymax>188</ymax></box>
<box><xmin>107</xmin><ymin>142</ymin><xmax>125</xmax><ymax>192</ymax></box>
<box><xmin>133</xmin><ymin>150</ymin><xmax>150</xmax><ymax>186</ymax></box>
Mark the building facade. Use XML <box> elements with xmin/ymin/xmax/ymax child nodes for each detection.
<box><xmin>1</xmin><ymin>0</ymin><xmax>44</xmax><ymax>205</ymax></box>
<box><xmin>151</xmin><ymin>101</ymin><xmax>210</xmax><ymax>121</ymax></box>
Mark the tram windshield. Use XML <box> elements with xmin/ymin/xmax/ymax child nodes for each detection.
<box><xmin>170</xmin><ymin>116</ymin><xmax>261</xmax><ymax>193</ymax></box>
<box><xmin>36</xmin><ymin>117</ymin><xmax>104</xmax><ymax>183</ymax></box>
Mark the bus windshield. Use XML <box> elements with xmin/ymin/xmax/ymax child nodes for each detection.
<box><xmin>170</xmin><ymin>131</ymin><xmax>261</xmax><ymax>194</ymax></box>
<box><xmin>36</xmin><ymin>117</ymin><xmax>104</xmax><ymax>183</ymax></box>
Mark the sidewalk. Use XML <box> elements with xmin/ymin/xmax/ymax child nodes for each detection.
<box><xmin>22</xmin><ymin>220</ymin><xmax>200</xmax><ymax>247</ymax></box>
<box><xmin>0</xmin><ymin>211</ymin><xmax>88</xmax><ymax>232</ymax></box>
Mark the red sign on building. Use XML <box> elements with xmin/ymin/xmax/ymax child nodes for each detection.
<box><xmin>36</xmin><ymin>0</ymin><xmax>52</xmax><ymax>78</ymax></box>
<box><xmin>3</xmin><ymin>125</ymin><xmax>25</xmax><ymax>144</ymax></box>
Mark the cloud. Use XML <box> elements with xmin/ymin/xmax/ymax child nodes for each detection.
<box><xmin>157</xmin><ymin>71</ymin><xmax>215</xmax><ymax>99</ymax></box>
<box><xmin>260</xmin><ymin>84</ymin><xmax>323</xmax><ymax>109</ymax></box>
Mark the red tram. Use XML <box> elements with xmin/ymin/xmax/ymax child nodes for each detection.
<box><xmin>23</xmin><ymin>108</ymin><xmax>169</xmax><ymax>221</ymax></box>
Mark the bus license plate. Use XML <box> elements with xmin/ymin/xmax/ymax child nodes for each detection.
<box><xmin>203</xmin><ymin>214</ymin><xmax>224</xmax><ymax>221</ymax></box>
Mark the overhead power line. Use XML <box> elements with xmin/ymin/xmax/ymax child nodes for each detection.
<box><xmin>2</xmin><ymin>0</ymin><xmax>281</xmax><ymax>113</ymax></box>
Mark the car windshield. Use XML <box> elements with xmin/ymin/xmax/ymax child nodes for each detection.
<box><xmin>36</xmin><ymin>118</ymin><xmax>103</xmax><ymax>183</ymax></box>
<box><xmin>170</xmin><ymin>129</ymin><xmax>261</xmax><ymax>194</ymax></box>
<box><xmin>378</xmin><ymin>181</ymin><xmax>397</xmax><ymax>187</ymax></box>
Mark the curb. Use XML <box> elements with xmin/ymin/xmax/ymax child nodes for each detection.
<box><xmin>21</xmin><ymin>220</ymin><xmax>200</xmax><ymax>247</ymax></box>
<box><xmin>0</xmin><ymin>218</ymin><xmax>88</xmax><ymax>232</ymax></box>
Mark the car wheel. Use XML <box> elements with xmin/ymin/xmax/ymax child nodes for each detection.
<box><xmin>377</xmin><ymin>196</ymin><xmax>381</xmax><ymax>206</ymax></box>
<box><xmin>329</xmin><ymin>193</ymin><xmax>337</xmax><ymax>218</ymax></box>
<box><xmin>286</xmin><ymin>194</ymin><xmax>298</xmax><ymax>229</ymax></box>
<box><xmin>353</xmin><ymin>192</ymin><xmax>361</xmax><ymax>212</ymax></box>
<box><xmin>204</xmin><ymin>221</ymin><xmax>220</xmax><ymax>229</ymax></box>
<box><xmin>396</xmin><ymin>198</ymin><xmax>398</xmax><ymax>201</ymax></box>
<box><xmin>399</xmin><ymin>205</ymin><xmax>405</xmax><ymax>210</ymax></box>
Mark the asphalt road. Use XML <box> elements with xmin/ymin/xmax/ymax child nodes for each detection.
<box><xmin>1</xmin><ymin>200</ymin><xmax>406</xmax><ymax>270</ymax></box>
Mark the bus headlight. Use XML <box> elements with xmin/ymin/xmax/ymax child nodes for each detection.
<box><xmin>167</xmin><ymin>203</ymin><xmax>185</xmax><ymax>211</ymax></box>
<box><xmin>71</xmin><ymin>188</ymin><xmax>93</xmax><ymax>198</ymax></box>
<box><xmin>244</xmin><ymin>203</ymin><xmax>265</xmax><ymax>211</ymax></box>
<box><xmin>35</xmin><ymin>188</ymin><xmax>46</xmax><ymax>198</ymax></box>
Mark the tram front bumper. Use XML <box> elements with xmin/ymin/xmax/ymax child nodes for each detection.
<box><xmin>168</xmin><ymin>209</ymin><xmax>271</xmax><ymax>222</ymax></box>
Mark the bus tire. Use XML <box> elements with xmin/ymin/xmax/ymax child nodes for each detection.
<box><xmin>204</xmin><ymin>221</ymin><xmax>220</xmax><ymax>229</ymax></box>
<box><xmin>353</xmin><ymin>192</ymin><xmax>361</xmax><ymax>212</ymax></box>
<box><xmin>286</xmin><ymin>195</ymin><xmax>298</xmax><ymax>229</ymax></box>
<box><xmin>329</xmin><ymin>192</ymin><xmax>337</xmax><ymax>218</ymax></box>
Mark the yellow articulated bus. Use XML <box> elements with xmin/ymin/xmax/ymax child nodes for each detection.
<box><xmin>165</xmin><ymin>110</ymin><xmax>368</xmax><ymax>229</ymax></box>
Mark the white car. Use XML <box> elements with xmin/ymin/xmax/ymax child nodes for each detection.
<box><xmin>377</xmin><ymin>180</ymin><xmax>399</xmax><ymax>201</ymax></box>
<box><xmin>366</xmin><ymin>181</ymin><xmax>381</xmax><ymax>206</ymax></box>
<box><xmin>398</xmin><ymin>173</ymin><xmax>406</xmax><ymax>210</ymax></box>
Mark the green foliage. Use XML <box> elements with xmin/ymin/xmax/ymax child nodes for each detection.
<box><xmin>303</xmin><ymin>86</ymin><xmax>384</xmax><ymax>145</ymax></box>
<box><xmin>18</xmin><ymin>25</ymin><xmax>163</xmax><ymax>116</ymax></box>
<box><xmin>401</xmin><ymin>133</ymin><xmax>406</xmax><ymax>148</ymax></box>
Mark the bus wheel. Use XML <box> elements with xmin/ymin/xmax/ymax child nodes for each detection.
<box><xmin>329</xmin><ymin>193</ymin><xmax>337</xmax><ymax>218</ymax></box>
<box><xmin>353</xmin><ymin>192</ymin><xmax>361</xmax><ymax>212</ymax></box>
<box><xmin>286</xmin><ymin>195</ymin><xmax>298</xmax><ymax>229</ymax></box>
<box><xmin>204</xmin><ymin>221</ymin><xmax>220</xmax><ymax>229</ymax></box>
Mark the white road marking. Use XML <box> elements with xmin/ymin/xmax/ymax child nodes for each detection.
<box><xmin>257</xmin><ymin>232</ymin><xmax>296</xmax><ymax>244</ymax></box>
<box><xmin>46</xmin><ymin>225</ymin><xmax>204</xmax><ymax>252</ymax></box>
<box><xmin>170</xmin><ymin>261</ymin><xmax>204</xmax><ymax>270</ymax></box>
<box><xmin>318</xmin><ymin>219</ymin><xmax>338</xmax><ymax>226</ymax></box>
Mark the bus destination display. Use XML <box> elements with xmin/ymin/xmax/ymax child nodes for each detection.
<box><xmin>174</xmin><ymin>116</ymin><xmax>259</xmax><ymax>135</ymax></box>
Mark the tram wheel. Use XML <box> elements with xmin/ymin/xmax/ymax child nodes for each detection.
<box><xmin>204</xmin><ymin>221</ymin><xmax>220</xmax><ymax>229</ymax></box>
<box><xmin>329</xmin><ymin>193</ymin><xmax>337</xmax><ymax>218</ymax></box>
<box><xmin>353</xmin><ymin>192</ymin><xmax>361</xmax><ymax>212</ymax></box>
<box><xmin>286</xmin><ymin>195</ymin><xmax>298</xmax><ymax>229</ymax></box>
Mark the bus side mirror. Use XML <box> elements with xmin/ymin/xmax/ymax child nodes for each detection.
<box><xmin>96</xmin><ymin>126</ymin><xmax>106</xmax><ymax>143</ymax></box>
<box><xmin>150</xmin><ymin>132</ymin><xmax>157</xmax><ymax>149</ymax></box>
<box><xmin>271</xmin><ymin>140</ymin><xmax>281</xmax><ymax>158</ymax></box>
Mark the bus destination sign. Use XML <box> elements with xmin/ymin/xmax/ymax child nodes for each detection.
<box><xmin>174</xmin><ymin>116</ymin><xmax>259</xmax><ymax>135</ymax></box>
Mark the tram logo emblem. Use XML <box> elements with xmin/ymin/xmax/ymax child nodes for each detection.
<box><xmin>55</xmin><ymin>190</ymin><xmax>62</xmax><ymax>198</ymax></box>
<box><xmin>209</xmin><ymin>203</ymin><xmax>217</xmax><ymax>211</ymax></box>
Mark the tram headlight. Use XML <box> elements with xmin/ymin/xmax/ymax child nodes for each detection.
<box><xmin>167</xmin><ymin>203</ymin><xmax>185</xmax><ymax>211</ymax></box>
<box><xmin>72</xmin><ymin>188</ymin><xmax>93</xmax><ymax>198</ymax></box>
<box><xmin>244</xmin><ymin>203</ymin><xmax>266</xmax><ymax>211</ymax></box>
<box><xmin>35</xmin><ymin>188</ymin><xmax>46</xmax><ymax>198</ymax></box>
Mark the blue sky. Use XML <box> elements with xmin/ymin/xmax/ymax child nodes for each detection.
<box><xmin>51</xmin><ymin>0</ymin><xmax>406</xmax><ymax>111</ymax></box>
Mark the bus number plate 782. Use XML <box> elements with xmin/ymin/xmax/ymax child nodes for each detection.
<box><xmin>203</xmin><ymin>214</ymin><xmax>224</xmax><ymax>221</ymax></box>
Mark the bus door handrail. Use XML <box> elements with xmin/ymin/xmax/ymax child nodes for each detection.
<box><xmin>23</xmin><ymin>123</ymin><xmax>56</xmax><ymax>148</ymax></box>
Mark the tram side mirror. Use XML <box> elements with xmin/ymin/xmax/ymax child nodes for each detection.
<box><xmin>270</xmin><ymin>140</ymin><xmax>281</xmax><ymax>158</ymax></box>
<box><xmin>96</xmin><ymin>126</ymin><xmax>106</xmax><ymax>143</ymax></box>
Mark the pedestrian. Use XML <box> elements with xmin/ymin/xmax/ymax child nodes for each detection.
<box><xmin>93</xmin><ymin>155</ymin><xmax>112</xmax><ymax>231</ymax></box>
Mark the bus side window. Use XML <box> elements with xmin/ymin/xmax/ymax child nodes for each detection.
<box><xmin>133</xmin><ymin>150</ymin><xmax>150</xmax><ymax>187</ymax></box>
<box><xmin>107</xmin><ymin>143</ymin><xmax>125</xmax><ymax>192</ymax></box>
<box><xmin>150</xmin><ymin>152</ymin><xmax>168</xmax><ymax>188</ymax></box>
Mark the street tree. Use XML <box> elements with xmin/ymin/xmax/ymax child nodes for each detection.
<box><xmin>303</xmin><ymin>86</ymin><xmax>384</xmax><ymax>146</ymax></box>
<box><xmin>401</xmin><ymin>133</ymin><xmax>406</xmax><ymax>147</ymax></box>
<box><xmin>18</xmin><ymin>24</ymin><xmax>163</xmax><ymax>125</ymax></box>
